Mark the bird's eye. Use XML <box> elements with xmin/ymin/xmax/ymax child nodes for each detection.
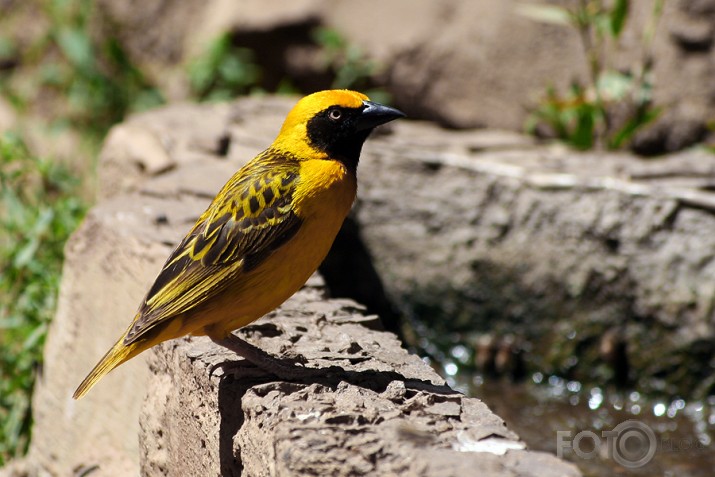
<box><xmin>328</xmin><ymin>108</ymin><xmax>343</xmax><ymax>121</ymax></box>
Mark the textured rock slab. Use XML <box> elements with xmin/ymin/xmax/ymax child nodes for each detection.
<box><xmin>354</xmin><ymin>123</ymin><xmax>715</xmax><ymax>394</ymax></box>
<box><xmin>96</xmin><ymin>0</ymin><xmax>715</xmax><ymax>149</ymax></box>
<box><xmin>20</xmin><ymin>96</ymin><xmax>580</xmax><ymax>476</ymax></box>
<box><xmin>21</xmin><ymin>94</ymin><xmax>715</xmax><ymax>476</ymax></box>
<box><xmin>23</xmin><ymin>192</ymin><xmax>208</xmax><ymax>476</ymax></box>
<box><xmin>99</xmin><ymin>97</ymin><xmax>715</xmax><ymax>394</ymax></box>
<box><xmin>139</xmin><ymin>281</ymin><xmax>580</xmax><ymax>477</ymax></box>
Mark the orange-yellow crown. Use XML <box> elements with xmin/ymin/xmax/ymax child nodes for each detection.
<box><xmin>279</xmin><ymin>90</ymin><xmax>369</xmax><ymax>138</ymax></box>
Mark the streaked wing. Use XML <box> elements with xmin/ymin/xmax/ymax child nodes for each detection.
<box><xmin>123</xmin><ymin>152</ymin><xmax>301</xmax><ymax>345</ymax></box>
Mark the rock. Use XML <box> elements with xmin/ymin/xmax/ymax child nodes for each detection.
<box><xmin>354</xmin><ymin>119</ymin><xmax>715</xmax><ymax>396</ymax></box>
<box><xmin>12</xmin><ymin>95</ymin><xmax>578</xmax><ymax>476</ymax></box>
<box><xmin>20</xmin><ymin>94</ymin><xmax>715</xmax><ymax>475</ymax></box>
<box><xmin>24</xmin><ymin>191</ymin><xmax>206</xmax><ymax>477</ymax></box>
<box><xmin>139</xmin><ymin>281</ymin><xmax>579</xmax><ymax>477</ymax></box>
<box><xmin>93</xmin><ymin>96</ymin><xmax>715</xmax><ymax>396</ymax></box>
<box><xmin>19</xmin><ymin>95</ymin><xmax>581</xmax><ymax>476</ymax></box>
<box><xmin>23</xmin><ymin>116</ymin><xmax>238</xmax><ymax>474</ymax></box>
<box><xmin>0</xmin><ymin>96</ymin><xmax>17</xmax><ymax>133</ymax></box>
<box><xmin>97</xmin><ymin>101</ymin><xmax>237</xmax><ymax>199</ymax></box>
<box><xmin>87</xmin><ymin>0</ymin><xmax>715</xmax><ymax>151</ymax></box>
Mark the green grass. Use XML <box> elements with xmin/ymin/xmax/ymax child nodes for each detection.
<box><xmin>0</xmin><ymin>133</ymin><xmax>87</xmax><ymax>464</ymax></box>
<box><xmin>1</xmin><ymin>3</ymin><xmax>164</xmax><ymax>459</ymax></box>
<box><xmin>311</xmin><ymin>27</ymin><xmax>391</xmax><ymax>104</ymax></box>
<box><xmin>0</xmin><ymin>0</ymin><xmax>165</xmax><ymax>149</ymax></box>
<box><xmin>0</xmin><ymin>3</ymin><xmax>389</xmax><ymax>463</ymax></box>
<box><xmin>188</xmin><ymin>33</ymin><xmax>262</xmax><ymax>102</ymax></box>
<box><xmin>521</xmin><ymin>0</ymin><xmax>663</xmax><ymax>150</ymax></box>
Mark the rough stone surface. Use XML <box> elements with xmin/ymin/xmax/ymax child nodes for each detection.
<box><xmin>94</xmin><ymin>97</ymin><xmax>715</xmax><ymax>397</ymax></box>
<box><xmin>16</xmin><ymin>94</ymin><xmax>715</xmax><ymax>476</ymax></box>
<box><xmin>139</xmin><ymin>280</ymin><xmax>579</xmax><ymax>477</ymax></box>
<box><xmin>94</xmin><ymin>0</ymin><xmax>715</xmax><ymax>149</ymax></box>
<box><xmin>22</xmin><ymin>193</ymin><xmax>206</xmax><ymax>477</ymax></box>
<box><xmin>354</xmin><ymin>121</ymin><xmax>715</xmax><ymax>395</ymax></box>
<box><xmin>14</xmin><ymin>96</ymin><xmax>584</xmax><ymax>476</ymax></box>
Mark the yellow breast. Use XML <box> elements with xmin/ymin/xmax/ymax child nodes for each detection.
<box><xmin>197</xmin><ymin>158</ymin><xmax>356</xmax><ymax>336</ymax></box>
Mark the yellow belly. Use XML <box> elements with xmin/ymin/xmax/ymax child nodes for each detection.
<box><xmin>187</xmin><ymin>158</ymin><xmax>357</xmax><ymax>337</ymax></box>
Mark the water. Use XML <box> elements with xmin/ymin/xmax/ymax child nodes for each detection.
<box><xmin>465</xmin><ymin>376</ymin><xmax>715</xmax><ymax>476</ymax></box>
<box><xmin>406</xmin><ymin>313</ymin><xmax>715</xmax><ymax>475</ymax></box>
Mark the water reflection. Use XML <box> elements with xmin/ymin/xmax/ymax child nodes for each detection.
<box><xmin>463</xmin><ymin>375</ymin><xmax>715</xmax><ymax>477</ymax></box>
<box><xmin>412</xmin><ymin>320</ymin><xmax>715</xmax><ymax>474</ymax></box>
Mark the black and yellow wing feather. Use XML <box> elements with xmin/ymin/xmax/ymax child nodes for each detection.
<box><xmin>124</xmin><ymin>151</ymin><xmax>302</xmax><ymax>345</ymax></box>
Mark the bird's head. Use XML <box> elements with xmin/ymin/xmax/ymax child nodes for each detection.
<box><xmin>274</xmin><ymin>90</ymin><xmax>405</xmax><ymax>172</ymax></box>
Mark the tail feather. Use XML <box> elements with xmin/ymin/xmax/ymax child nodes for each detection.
<box><xmin>73</xmin><ymin>338</ymin><xmax>141</xmax><ymax>399</ymax></box>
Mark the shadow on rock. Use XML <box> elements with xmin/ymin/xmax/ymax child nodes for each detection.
<box><xmin>215</xmin><ymin>359</ymin><xmax>460</xmax><ymax>473</ymax></box>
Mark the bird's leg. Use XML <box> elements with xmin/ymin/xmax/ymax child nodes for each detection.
<box><xmin>210</xmin><ymin>333</ymin><xmax>325</xmax><ymax>379</ymax></box>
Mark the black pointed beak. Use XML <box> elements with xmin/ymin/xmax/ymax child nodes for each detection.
<box><xmin>356</xmin><ymin>101</ymin><xmax>406</xmax><ymax>131</ymax></box>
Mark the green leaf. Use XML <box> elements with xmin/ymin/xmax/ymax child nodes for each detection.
<box><xmin>571</xmin><ymin>103</ymin><xmax>597</xmax><ymax>150</ymax></box>
<box><xmin>609</xmin><ymin>106</ymin><xmax>662</xmax><ymax>149</ymax></box>
<box><xmin>312</xmin><ymin>27</ymin><xmax>346</xmax><ymax>50</ymax></box>
<box><xmin>22</xmin><ymin>322</ymin><xmax>47</xmax><ymax>352</ymax></box>
<box><xmin>13</xmin><ymin>237</ymin><xmax>39</xmax><ymax>269</ymax></box>
<box><xmin>55</xmin><ymin>27</ymin><xmax>94</xmax><ymax>72</ymax></box>
<box><xmin>0</xmin><ymin>36</ymin><xmax>16</xmax><ymax>60</ymax></box>
<box><xmin>610</xmin><ymin>0</ymin><xmax>629</xmax><ymax>37</ymax></box>
<box><xmin>516</xmin><ymin>3</ymin><xmax>573</xmax><ymax>26</ymax></box>
<box><xmin>597</xmin><ymin>70</ymin><xmax>634</xmax><ymax>102</ymax></box>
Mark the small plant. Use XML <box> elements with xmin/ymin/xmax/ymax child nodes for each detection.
<box><xmin>48</xmin><ymin>0</ymin><xmax>164</xmax><ymax>142</ymax></box>
<box><xmin>0</xmin><ymin>0</ymin><xmax>164</xmax><ymax>148</ymax></box>
<box><xmin>0</xmin><ymin>133</ymin><xmax>87</xmax><ymax>464</ymax></box>
<box><xmin>0</xmin><ymin>1</ymin><xmax>167</xmax><ymax>462</ymax></box>
<box><xmin>188</xmin><ymin>33</ymin><xmax>262</xmax><ymax>102</ymax></box>
<box><xmin>312</xmin><ymin>27</ymin><xmax>391</xmax><ymax>105</ymax></box>
<box><xmin>521</xmin><ymin>0</ymin><xmax>664</xmax><ymax>150</ymax></box>
<box><xmin>188</xmin><ymin>28</ymin><xmax>391</xmax><ymax>104</ymax></box>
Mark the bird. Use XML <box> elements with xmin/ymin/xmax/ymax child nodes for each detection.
<box><xmin>73</xmin><ymin>90</ymin><xmax>404</xmax><ymax>399</ymax></box>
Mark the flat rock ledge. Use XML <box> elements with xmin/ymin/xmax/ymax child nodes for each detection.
<box><xmin>140</xmin><ymin>278</ymin><xmax>579</xmax><ymax>477</ymax></box>
<box><xmin>1</xmin><ymin>96</ymin><xmax>583</xmax><ymax>477</ymax></box>
<box><xmin>94</xmin><ymin>96</ymin><xmax>715</xmax><ymax>395</ymax></box>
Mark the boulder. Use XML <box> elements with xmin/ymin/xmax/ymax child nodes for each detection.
<box><xmin>16</xmin><ymin>96</ymin><xmax>582</xmax><ymax>476</ymax></box>
<box><xmin>95</xmin><ymin>0</ymin><xmax>715</xmax><ymax>149</ymax></box>
<box><xmin>23</xmin><ymin>192</ymin><xmax>205</xmax><ymax>476</ymax></box>
<box><xmin>354</xmin><ymin>121</ymin><xmax>715</xmax><ymax>396</ymax></box>
<box><xmin>139</xmin><ymin>280</ymin><xmax>579</xmax><ymax>477</ymax></box>
<box><xmin>93</xmin><ymin>96</ymin><xmax>715</xmax><ymax>397</ymax></box>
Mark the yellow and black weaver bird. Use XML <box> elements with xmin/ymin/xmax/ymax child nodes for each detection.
<box><xmin>73</xmin><ymin>90</ymin><xmax>404</xmax><ymax>399</ymax></box>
